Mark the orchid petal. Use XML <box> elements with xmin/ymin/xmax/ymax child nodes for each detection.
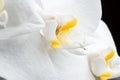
<box><xmin>3</xmin><ymin>0</ymin><xmax>44</xmax><ymax>27</ymax></box>
<box><xmin>110</xmin><ymin>65</ymin><xmax>120</xmax><ymax>78</ymax></box>
<box><xmin>0</xmin><ymin>24</ymin><xmax>43</xmax><ymax>40</ymax></box>
<box><xmin>90</xmin><ymin>48</ymin><xmax>115</xmax><ymax>79</ymax></box>
<box><xmin>41</xmin><ymin>0</ymin><xmax>102</xmax><ymax>34</ymax></box>
<box><xmin>0</xmin><ymin>32</ymin><xmax>58</xmax><ymax>80</ymax></box>
<box><xmin>84</xmin><ymin>21</ymin><xmax>118</xmax><ymax>56</ymax></box>
<box><xmin>0</xmin><ymin>0</ymin><xmax>45</xmax><ymax>40</ymax></box>
<box><xmin>86</xmin><ymin>22</ymin><xmax>120</xmax><ymax>79</ymax></box>
<box><xmin>48</xmin><ymin>49</ymin><xmax>95</xmax><ymax>80</ymax></box>
<box><xmin>86</xmin><ymin>21</ymin><xmax>120</xmax><ymax>74</ymax></box>
<box><xmin>91</xmin><ymin>56</ymin><xmax>109</xmax><ymax>76</ymax></box>
<box><xmin>42</xmin><ymin>19</ymin><xmax>60</xmax><ymax>48</ymax></box>
<box><xmin>43</xmin><ymin>20</ymin><xmax>58</xmax><ymax>40</ymax></box>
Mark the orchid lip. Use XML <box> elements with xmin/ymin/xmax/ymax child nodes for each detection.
<box><xmin>90</xmin><ymin>49</ymin><xmax>115</xmax><ymax>80</ymax></box>
<box><xmin>50</xmin><ymin>18</ymin><xmax>77</xmax><ymax>49</ymax></box>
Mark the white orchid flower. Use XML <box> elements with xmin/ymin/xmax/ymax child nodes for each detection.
<box><xmin>40</xmin><ymin>0</ymin><xmax>120</xmax><ymax>79</ymax></box>
<box><xmin>40</xmin><ymin>13</ymin><xmax>82</xmax><ymax>49</ymax></box>
<box><xmin>89</xmin><ymin>48</ymin><xmax>120</xmax><ymax>80</ymax></box>
<box><xmin>39</xmin><ymin>0</ymin><xmax>101</xmax><ymax>49</ymax></box>
<box><xmin>0</xmin><ymin>0</ymin><xmax>120</xmax><ymax>80</ymax></box>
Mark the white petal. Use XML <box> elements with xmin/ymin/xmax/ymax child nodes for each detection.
<box><xmin>48</xmin><ymin>49</ymin><xmax>95</xmax><ymax>80</ymax></box>
<box><xmin>67</xmin><ymin>31</ymin><xmax>87</xmax><ymax>47</ymax></box>
<box><xmin>41</xmin><ymin>0</ymin><xmax>102</xmax><ymax>34</ymax></box>
<box><xmin>111</xmin><ymin>65</ymin><xmax>120</xmax><ymax>78</ymax></box>
<box><xmin>42</xmin><ymin>19</ymin><xmax>58</xmax><ymax>40</ymax></box>
<box><xmin>0</xmin><ymin>32</ymin><xmax>58</xmax><ymax>80</ymax></box>
<box><xmin>0</xmin><ymin>0</ymin><xmax>45</xmax><ymax>39</ymax></box>
<box><xmin>0</xmin><ymin>23</ymin><xmax>44</xmax><ymax>40</ymax></box>
<box><xmin>89</xmin><ymin>48</ymin><xmax>114</xmax><ymax>76</ymax></box>
<box><xmin>4</xmin><ymin>0</ymin><xmax>44</xmax><ymax>27</ymax></box>
<box><xmin>91</xmin><ymin>56</ymin><xmax>108</xmax><ymax>76</ymax></box>
<box><xmin>35</xmin><ymin>0</ymin><xmax>43</xmax><ymax>8</ymax></box>
<box><xmin>84</xmin><ymin>20</ymin><xmax>118</xmax><ymax>56</ymax></box>
<box><xmin>94</xmin><ymin>21</ymin><xmax>120</xmax><ymax>69</ymax></box>
<box><xmin>95</xmin><ymin>21</ymin><xmax>118</xmax><ymax>56</ymax></box>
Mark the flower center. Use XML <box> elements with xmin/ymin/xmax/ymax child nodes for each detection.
<box><xmin>51</xmin><ymin>18</ymin><xmax>77</xmax><ymax>48</ymax></box>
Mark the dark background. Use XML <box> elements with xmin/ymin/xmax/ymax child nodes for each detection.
<box><xmin>101</xmin><ymin>0</ymin><xmax>120</xmax><ymax>56</ymax></box>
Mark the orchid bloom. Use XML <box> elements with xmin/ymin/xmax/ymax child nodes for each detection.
<box><xmin>89</xmin><ymin>48</ymin><xmax>116</xmax><ymax>80</ymax></box>
<box><xmin>0</xmin><ymin>0</ymin><xmax>120</xmax><ymax>80</ymax></box>
<box><xmin>41</xmin><ymin>13</ymin><xmax>80</xmax><ymax>49</ymax></box>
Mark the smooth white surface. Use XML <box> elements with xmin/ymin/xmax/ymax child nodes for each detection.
<box><xmin>91</xmin><ymin>56</ymin><xmax>108</xmax><ymax>76</ymax></box>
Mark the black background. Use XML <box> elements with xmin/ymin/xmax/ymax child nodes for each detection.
<box><xmin>101</xmin><ymin>0</ymin><xmax>120</xmax><ymax>56</ymax></box>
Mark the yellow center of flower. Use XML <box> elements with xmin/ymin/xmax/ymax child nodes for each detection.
<box><xmin>0</xmin><ymin>0</ymin><xmax>4</xmax><ymax>13</ymax></box>
<box><xmin>100</xmin><ymin>50</ymin><xmax>115</xmax><ymax>80</ymax></box>
<box><xmin>51</xmin><ymin>18</ymin><xmax>77</xmax><ymax>48</ymax></box>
